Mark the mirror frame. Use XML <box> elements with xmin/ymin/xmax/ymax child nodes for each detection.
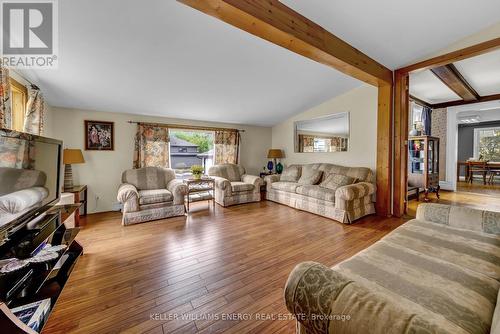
<box><xmin>293</xmin><ymin>112</ymin><xmax>350</xmax><ymax>153</ymax></box>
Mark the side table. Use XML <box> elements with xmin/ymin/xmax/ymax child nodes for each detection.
<box><xmin>183</xmin><ymin>178</ymin><xmax>215</xmax><ymax>212</ymax></box>
<box><xmin>63</xmin><ymin>185</ymin><xmax>88</xmax><ymax>226</ymax></box>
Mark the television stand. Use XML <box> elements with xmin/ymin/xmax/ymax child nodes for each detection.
<box><xmin>0</xmin><ymin>204</ymin><xmax>83</xmax><ymax>333</ymax></box>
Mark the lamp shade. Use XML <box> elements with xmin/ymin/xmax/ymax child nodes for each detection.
<box><xmin>267</xmin><ymin>149</ymin><xmax>283</xmax><ymax>159</ymax></box>
<box><xmin>63</xmin><ymin>149</ymin><xmax>85</xmax><ymax>164</ymax></box>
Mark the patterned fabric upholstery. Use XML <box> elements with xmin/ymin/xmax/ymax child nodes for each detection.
<box><xmin>231</xmin><ymin>182</ymin><xmax>254</xmax><ymax>193</ymax></box>
<box><xmin>298</xmin><ymin>166</ymin><xmax>322</xmax><ymax>185</ymax></box>
<box><xmin>285</xmin><ymin>204</ymin><xmax>500</xmax><ymax>334</ymax></box>
<box><xmin>271</xmin><ymin>182</ymin><xmax>301</xmax><ymax>193</ymax></box>
<box><xmin>320</xmin><ymin>173</ymin><xmax>355</xmax><ymax>190</ymax></box>
<box><xmin>280</xmin><ymin>166</ymin><xmax>302</xmax><ymax>182</ymax></box>
<box><xmin>121</xmin><ymin>167</ymin><xmax>176</xmax><ymax>190</ymax></box>
<box><xmin>265</xmin><ymin>163</ymin><xmax>375</xmax><ymax>224</ymax></box>
<box><xmin>208</xmin><ymin>163</ymin><xmax>244</xmax><ymax>182</ymax></box>
<box><xmin>296</xmin><ymin>185</ymin><xmax>336</xmax><ymax>202</ymax></box>
<box><xmin>138</xmin><ymin>189</ymin><xmax>173</xmax><ymax>205</ymax></box>
<box><xmin>209</xmin><ymin>164</ymin><xmax>261</xmax><ymax>207</ymax></box>
<box><xmin>117</xmin><ymin>167</ymin><xmax>186</xmax><ymax>225</ymax></box>
<box><xmin>417</xmin><ymin>203</ymin><xmax>500</xmax><ymax>235</ymax></box>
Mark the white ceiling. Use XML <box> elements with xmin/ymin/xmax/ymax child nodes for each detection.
<box><xmin>19</xmin><ymin>0</ymin><xmax>500</xmax><ymax>126</ymax></box>
<box><xmin>454</xmin><ymin>48</ymin><xmax>500</xmax><ymax>96</ymax></box>
<box><xmin>409</xmin><ymin>49</ymin><xmax>500</xmax><ymax>104</ymax></box>
<box><xmin>282</xmin><ymin>0</ymin><xmax>500</xmax><ymax>69</ymax></box>
<box><xmin>410</xmin><ymin>70</ymin><xmax>460</xmax><ymax>104</ymax></box>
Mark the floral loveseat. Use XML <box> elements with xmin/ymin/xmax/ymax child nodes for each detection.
<box><xmin>285</xmin><ymin>203</ymin><xmax>500</xmax><ymax>334</ymax></box>
<box><xmin>264</xmin><ymin>163</ymin><xmax>375</xmax><ymax>224</ymax></box>
<box><xmin>208</xmin><ymin>163</ymin><xmax>263</xmax><ymax>207</ymax></box>
<box><xmin>117</xmin><ymin>167</ymin><xmax>187</xmax><ymax>225</ymax></box>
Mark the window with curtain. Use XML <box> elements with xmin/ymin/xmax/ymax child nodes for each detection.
<box><xmin>474</xmin><ymin>127</ymin><xmax>500</xmax><ymax>161</ymax></box>
<box><xmin>0</xmin><ymin>65</ymin><xmax>11</xmax><ymax>130</ymax></box>
<box><xmin>214</xmin><ymin>130</ymin><xmax>239</xmax><ymax>164</ymax></box>
<box><xmin>133</xmin><ymin>124</ymin><xmax>170</xmax><ymax>168</ymax></box>
<box><xmin>10</xmin><ymin>78</ymin><xmax>28</xmax><ymax>132</ymax></box>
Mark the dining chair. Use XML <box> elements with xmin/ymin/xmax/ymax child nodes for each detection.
<box><xmin>467</xmin><ymin>161</ymin><xmax>488</xmax><ymax>185</ymax></box>
<box><xmin>489</xmin><ymin>169</ymin><xmax>500</xmax><ymax>185</ymax></box>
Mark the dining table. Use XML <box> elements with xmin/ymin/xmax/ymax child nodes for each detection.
<box><xmin>456</xmin><ymin>161</ymin><xmax>500</xmax><ymax>183</ymax></box>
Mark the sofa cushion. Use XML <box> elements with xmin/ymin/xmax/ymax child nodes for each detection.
<box><xmin>296</xmin><ymin>185</ymin><xmax>336</xmax><ymax>202</ymax></box>
<box><xmin>298</xmin><ymin>167</ymin><xmax>322</xmax><ymax>185</ymax></box>
<box><xmin>271</xmin><ymin>182</ymin><xmax>300</xmax><ymax>193</ymax></box>
<box><xmin>122</xmin><ymin>167</ymin><xmax>176</xmax><ymax>190</ymax></box>
<box><xmin>320</xmin><ymin>173</ymin><xmax>356</xmax><ymax>190</ymax></box>
<box><xmin>231</xmin><ymin>182</ymin><xmax>254</xmax><ymax>193</ymax></box>
<box><xmin>208</xmin><ymin>164</ymin><xmax>243</xmax><ymax>182</ymax></box>
<box><xmin>280</xmin><ymin>166</ymin><xmax>302</xmax><ymax>182</ymax></box>
<box><xmin>138</xmin><ymin>189</ymin><xmax>173</xmax><ymax>205</ymax></box>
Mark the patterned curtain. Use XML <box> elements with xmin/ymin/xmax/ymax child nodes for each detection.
<box><xmin>133</xmin><ymin>124</ymin><xmax>170</xmax><ymax>168</ymax></box>
<box><xmin>0</xmin><ymin>65</ymin><xmax>11</xmax><ymax>129</ymax></box>
<box><xmin>214</xmin><ymin>130</ymin><xmax>240</xmax><ymax>164</ymax></box>
<box><xmin>23</xmin><ymin>87</ymin><xmax>45</xmax><ymax>135</ymax></box>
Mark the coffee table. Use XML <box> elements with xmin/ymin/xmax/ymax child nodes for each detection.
<box><xmin>183</xmin><ymin>177</ymin><xmax>215</xmax><ymax>212</ymax></box>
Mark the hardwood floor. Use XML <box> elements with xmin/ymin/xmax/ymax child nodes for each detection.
<box><xmin>43</xmin><ymin>201</ymin><xmax>406</xmax><ymax>334</ymax></box>
<box><xmin>407</xmin><ymin>183</ymin><xmax>500</xmax><ymax>217</ymax></box>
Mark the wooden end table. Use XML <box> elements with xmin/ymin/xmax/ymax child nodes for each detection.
<box><xmin>183</xmin><ymin>178</ymin><xmax>215</xmax><ymax>212</ymax></box>
<box><xmin>63</xmin><ymin>185</ymin><xmax>88</xmax><ymax>226</ymax></box>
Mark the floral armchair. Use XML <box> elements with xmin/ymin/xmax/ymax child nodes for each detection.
<box><xmin>117</xmin><ymin>167</ymin><xmax>187</xmax><ymax>225</ymax></box>
<box><xmin>208</xmin><ymin>163</ymin><xmax>263</xmax><ymax>207</ymax></box>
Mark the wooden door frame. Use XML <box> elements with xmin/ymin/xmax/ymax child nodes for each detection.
<box><xmin>393</xmin><ymin>37</ymin><xmax>500</xmax><ymax>217</ymax></box>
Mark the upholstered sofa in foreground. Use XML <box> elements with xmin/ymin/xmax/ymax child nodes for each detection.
<box><xmin>117</xmin><ymin>167</ymin><xmax>187</xmax><ymax>225</ymax></box>
<box><xmin>285</xmin><ymin>203</ymin><xmax>500</xmax><ymax>334</ymax></box>
<box><xmin>265</xmin><ymin>163</ymin><xmax>376</xmax><ymax>224</ymax></box>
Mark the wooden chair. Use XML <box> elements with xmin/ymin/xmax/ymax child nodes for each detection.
<box><xmin>489</xmin><ymin>169</ymin><xmax>500</xmax><ymax>185</ymax></box>
<box><xmin>467</xmin><ymin>161</ymin><xmax>488</xmax><ymax>184</ymax></box>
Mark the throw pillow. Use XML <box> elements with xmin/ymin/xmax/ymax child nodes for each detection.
<box><xmin>298</xmin><ymin>167</ymin><xmax>323</xmax><ymax>185</ymax></box>
<box><xmin>280</xmin><ymin>166</ymin><xmax>302</xmax><ymax>182</ymax></box>
<box><xmin>320</xmin><ymin>173</ymin><xmax>356</xmax><ymax>190</ymax></box>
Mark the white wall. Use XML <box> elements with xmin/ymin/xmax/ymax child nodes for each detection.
<box><xmin>49</xmin><ymin>107</ymin><xmax>272</xmax><ymax>213</ymax></box>
<box><xmin>271</xmin><ymin>85</ymin><xmax>378</xmax><ymax>172</ymax></box>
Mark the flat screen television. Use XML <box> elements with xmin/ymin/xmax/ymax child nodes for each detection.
<box><xmin>0</xmin><ymin>129</ymin><xmax>62</xmax><ymax>234</ymax></box>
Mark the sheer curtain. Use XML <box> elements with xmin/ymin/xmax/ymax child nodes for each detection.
<box><xmin>0</xmin><ymin>65</ymin><xmax>11</xmax><ymax>129</ymax></box>
<box><xmin>214</xmin><ymin>130</ymin><xmax>239</xmax><ymax>164</ymax></box>
<box><xmin>133</xmin><ymin>124</ymin><xmax>170</xmax><ymax>168</ymax></box>
<box><xmin>23</xmin><ymin>87</ymin><xmax>46</xmax><ymax>135</ymax></box>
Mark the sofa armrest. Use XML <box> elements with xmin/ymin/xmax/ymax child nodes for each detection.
<box><xmin>264</xmin><ymin>174</ymin><xmax>280</xmax><ymax>192</ymax></box>
<box><xmin>416</xmin><ymin>203</ymin><xmax>500</xmax><ymax>235</ymax></box>
<box><xmin>117</xmin><ymin>183</ymin><xmax>139</xmax><ymax>213</ymax></box>
<box><xmin>212</xmin><ymin>176</ymin><xmax>232</xmax><ymax>197</ymax></box>
<box><xmin>167</xmin><ymin>179</ymin><xmax>188</xmax><ymax>205</ymax></box>
<box><xmin>285</xmin><ymin>262</ymin><xmax>430</xmax><ymax>334</ymax></box>
<box><xmin>335</xmin><ymin>182</ymin><xmax>376</xmax><ymax>201</ymax></box>
<box><xmin>241</xmin><ymin>174</ymin><xmax>263</xmax><ymax>192</ymax></box>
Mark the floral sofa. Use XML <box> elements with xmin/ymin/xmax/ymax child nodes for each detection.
<box><xmin>208</xmin><ymin>163</ymin><xmax>263</xmax><ymax>207</ymax></box>
<box><xmin>285</xmin><ymin>203</ymin><xmax>500</xmax><ymax>334</ymax></box>
<box><xmin>117</xmin><ymin>167</ymin><xmax>187</xmax><ymax>225</ymax></box>
<box><xmin>264</xmin><ymin>163</ymin><xmax>376</xmax><ymax>224</ymax></box>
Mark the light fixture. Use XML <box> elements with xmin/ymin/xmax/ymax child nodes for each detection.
<box><xmin>458</xmin><ymin>115</ymin><xmax>481</xmax><ymax>124</ymax></box>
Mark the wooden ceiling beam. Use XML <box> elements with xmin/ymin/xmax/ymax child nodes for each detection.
<box><xmin>432</xmin><ymin>93</ymin><xmax>500</xmax><ymax>109</ymax></box>
<box><xmin>409</xmin><ymin>95</ymin><xmax>433</xmax><ymax>109</ymax></box>
<box><xmin>430</xmin><ymin>64</ymin><xmax>479</xmax><ymax>102</ymax></box>
<box><xmin>177</xmin><ymin>0</ymin><xmax>393</xmax><ymax>86</ymax></box>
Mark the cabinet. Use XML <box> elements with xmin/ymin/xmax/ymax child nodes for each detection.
<box><xmin>408</xmin><ymin>136</ymin><xmax>440</xmax><ymax>201</ymax></box>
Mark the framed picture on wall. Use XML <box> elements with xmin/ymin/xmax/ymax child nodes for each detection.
<box><xmin>84</xmin><ymin>120</ymin><xmax>114</xmax><ymax>150</ymax></box>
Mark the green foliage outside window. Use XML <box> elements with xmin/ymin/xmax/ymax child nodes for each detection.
<box><xmin>479</xmin><ymin>129</ymin><xmax>500</xmax><ymax>161</ymax></box>
<box><xmin>171</xmin><ymin>131</ymin><xmax>214</xmax><ymax>153</ymax></box>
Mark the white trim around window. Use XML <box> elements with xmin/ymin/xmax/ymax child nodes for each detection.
<box><xmin>473</xmin><ymin>126</ymin><xmax>500</xmax><ymax>159</ymax></box>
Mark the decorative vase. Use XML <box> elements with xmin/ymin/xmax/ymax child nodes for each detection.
<box><xmin>267</xmin><ymin>160</ymin><xmax>274</xmax><ymax>173</ymax></box>
<box><xmin>193</xmin><ymin>173</ymin><xmax>202</xmax><ymax>180</ymax></box>
<box><xmin>276</xmin><ymin>162</ymin><xmax>283</xmax><ymax>174</ymax></box>
<box><xmin>409</xmin><ymin>124</ymin><xmax>418</xmax><ymax>136</ymax></box>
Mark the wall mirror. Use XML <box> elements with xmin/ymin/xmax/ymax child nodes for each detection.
<box><xmin>294</xmin><ymin>112</ymin><xmax>350</xmax><ymax>153</ymax></box>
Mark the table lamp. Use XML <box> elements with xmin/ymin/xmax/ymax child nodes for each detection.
<box><xmin>267</xmin><ymin>149</ymin><xmax>284</xmax><ymax>174</ymax></box>
<box><xmin>63</xmin><ymin>149</ymin><xmax>85</xmax><ymax>190</ymax></box>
